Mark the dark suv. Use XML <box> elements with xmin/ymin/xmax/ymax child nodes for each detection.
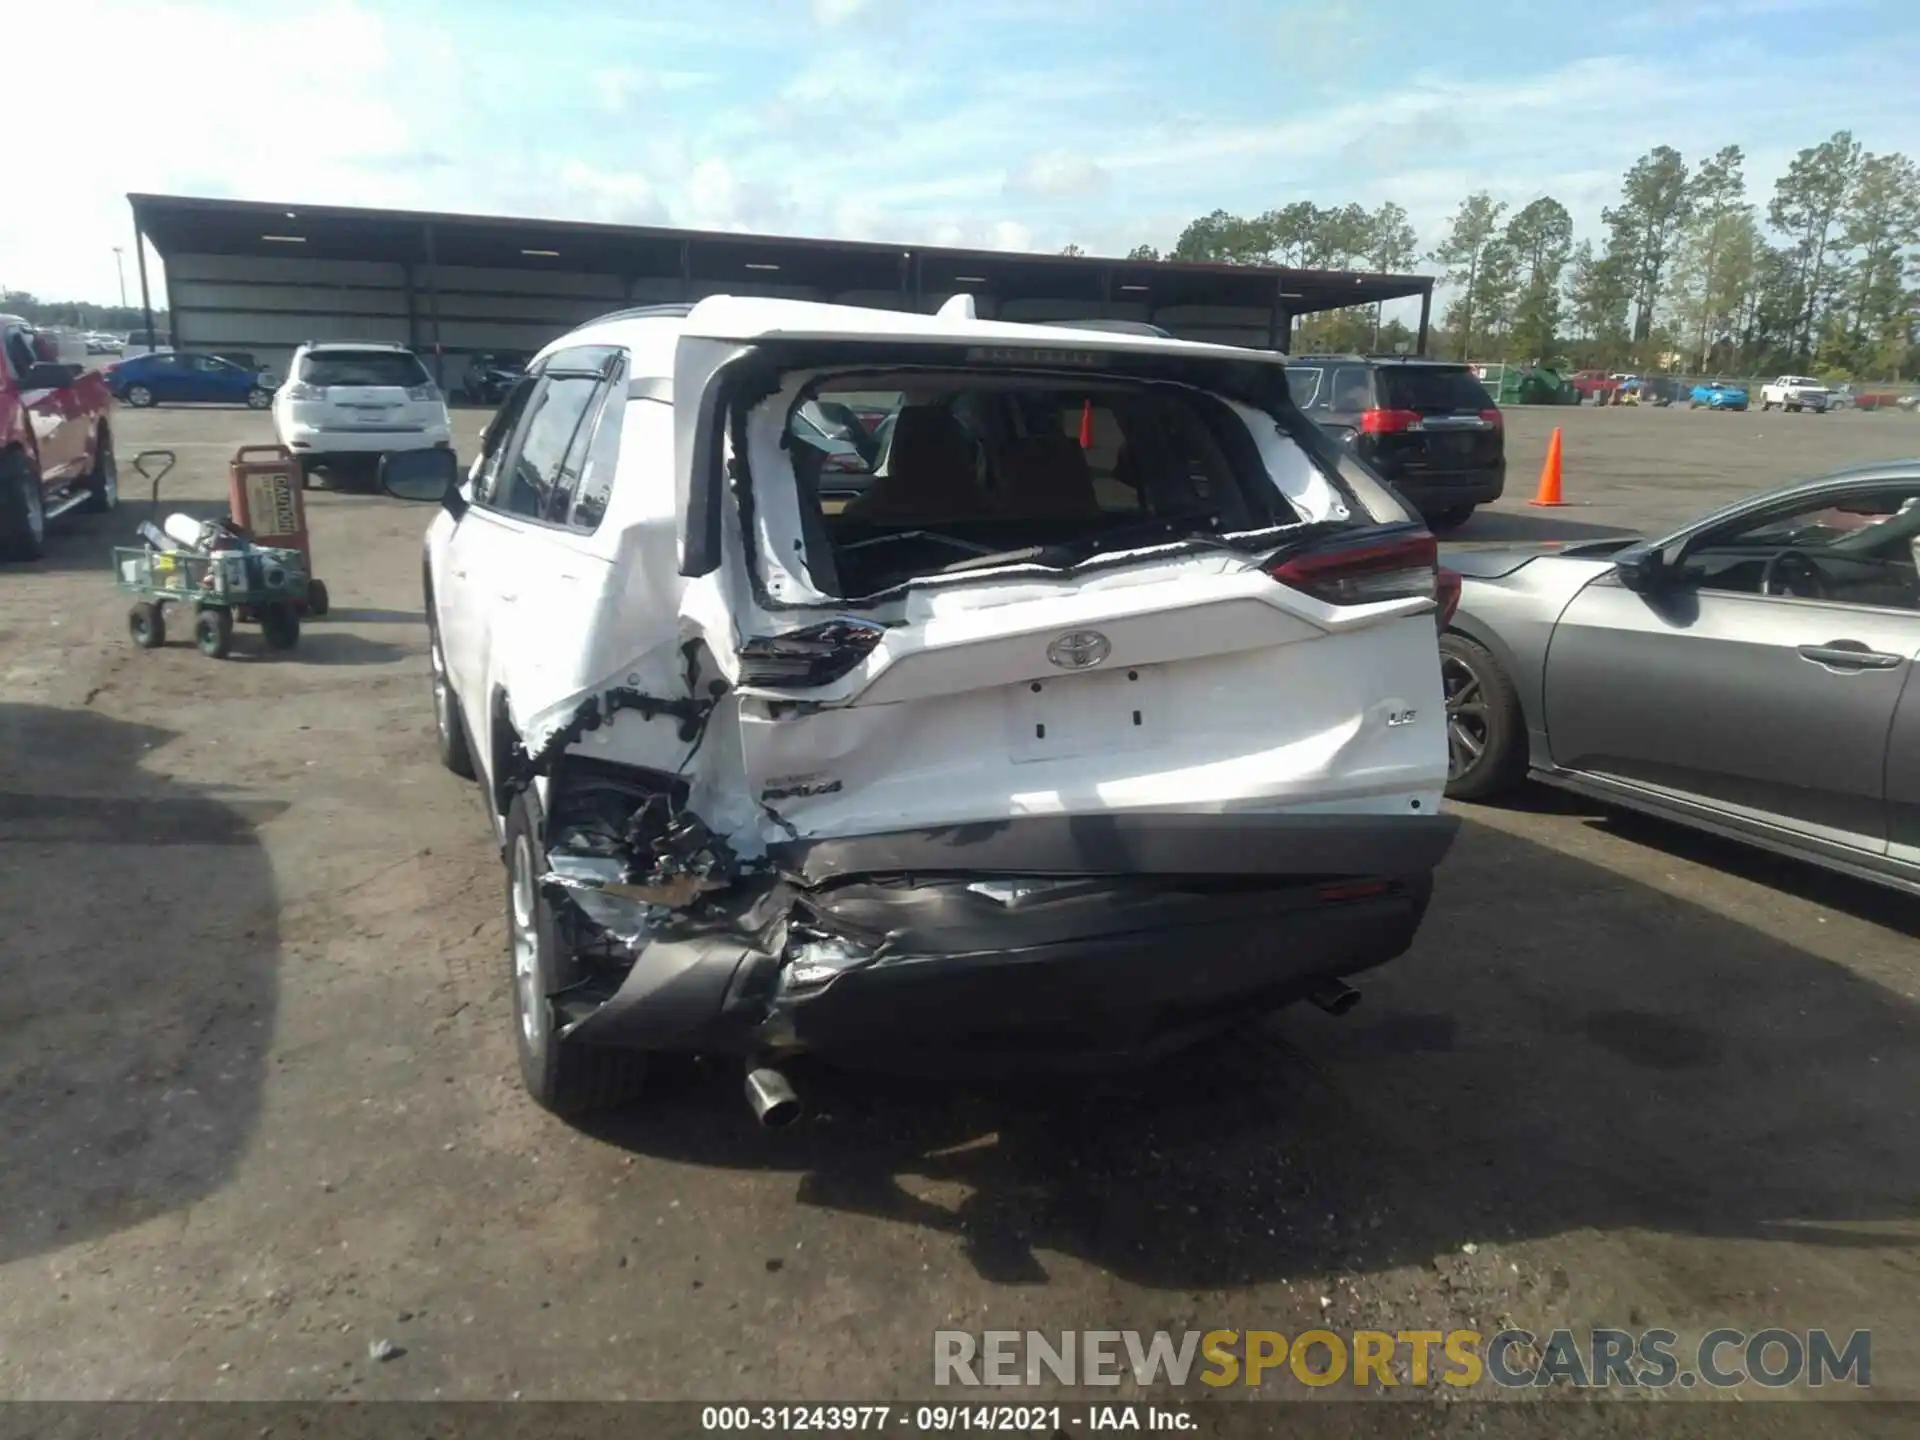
<box><xmin>1285</xmin><ymin>355</ymin><xmax>1504</xmax><ymax>531</ymax></box>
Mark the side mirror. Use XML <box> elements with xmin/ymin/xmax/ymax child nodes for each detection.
<box><xmin>25</xmin><ymin>362</ymin><xmax>79</xmax><ymax>388</ymax></box>
<box><xmin>1613</xmin><ymin>542</ymin><xmax>1668</xmax><ymax>593</ymax></box>
<box><xmin>381</xmin><ymin>447</ymin><xmax>462</xmax><ymax>511</ymax></box>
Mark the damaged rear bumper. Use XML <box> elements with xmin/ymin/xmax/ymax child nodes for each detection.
<box><xmin>560</xmin><ymin>811</ymin><xmax>1455</xmax><ymax>1069</ymax></box>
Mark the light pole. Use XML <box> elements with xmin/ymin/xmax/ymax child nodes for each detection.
<box><xmin>112</xmin><ymin>247</ymin><xmax>128</xmax><ymax>308</ymax></box>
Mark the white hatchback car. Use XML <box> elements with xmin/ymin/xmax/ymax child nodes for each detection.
<box><xmin>273</xmin><ymin>341</ymin><xmax>452</xmax><ymax>484</ymax></box>
<box><xmin>381</xmin><ymin>296</ymin><xmax>1458</xmax><ymax>1120</ymax></box>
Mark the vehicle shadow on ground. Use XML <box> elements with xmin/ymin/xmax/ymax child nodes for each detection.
<box><xmin>0</xmin><ymin>704</ymin><xmax>282</xmax><ymax>1266</ymax></box>
<box><xmin>20</xmin><ymin>501</ymin><xmax>231</xmax><ymax>577</ymax></box>
<box><xmin>584</xmin><ymin>817</ymin><xmax>1919</xmax><ymax>1289</ymax></box>
<box><xmin>1485</xmin><ymin>784</ymin><xmax>1920</xmax><ymax>938</ymax></box>
<box><xmin>319</xmin><ymin>608</ymin><xmax>426</xmax><ymax>626</ymax></box>
<box><xmin>1446</xmin><ymin>511</ymin><xmax>1640</xmax><ymax>545</ymax></box>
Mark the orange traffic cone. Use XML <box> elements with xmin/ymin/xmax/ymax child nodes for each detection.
<box><xmin>1530</xmin><ymin>427</ymin><xmax>1565</xmax><ymax>507</ymax></box>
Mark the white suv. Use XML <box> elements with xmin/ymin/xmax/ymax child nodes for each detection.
<box><xmin>1760</xmin><ymin>375</ymin><xmax>1832</xmax><ymax>412</ymax></box>
<box><xmin>381</xmin><ymin>297</ymin><xmax>1457</xmax><ymax>1120</ymax></box>
<box><xmin>273</xmin><ymin>342</ymin><xmax>452</xmax><ymax>484</ymax></box>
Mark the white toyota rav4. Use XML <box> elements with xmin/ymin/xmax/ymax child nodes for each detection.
<box><xmin>383</xmin><ymin>296</ymin><xmax>1458</xmax><ymax>1121</ymax></box>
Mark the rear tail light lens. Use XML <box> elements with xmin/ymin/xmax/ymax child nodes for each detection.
<box><xmin>1479</xmin><ymin>408</ymin><xmax>1503</xmax><ymax>429</ymax></box>
<box><xmin>407</xmin><ymin>383</ymin><xmax>441</xmax><ymax>402</ymax></box>
<box><xmin>1358</xmin><ymin>407</ymin><xmax>1421</xmax><ymax>435</ymax></box>
<box><xmin>285</xmin><ymin>381</ymin><xmax>326</xmax><ymax>401</ymax></box>
<box><xmin>737</xmin><ymin>619</ymin><xmax>887</xmax><ymax>687</ymax></box>
<box><xmin>1267</xmin><ymin>528</ymin><xmax>1440</xmax><ymax>608</ymax></box>
<box><xmin>1436</xmin><ymin>566</ymin><xmax>1462</xmax><ymax>629</ymax></box>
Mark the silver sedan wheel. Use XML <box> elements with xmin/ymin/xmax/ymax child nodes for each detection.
<box><xmin>509</xmin><ymin>834</ymin><xmax>545</xmax><ymax>1049</ymax></box>
<box><xmin>1442</xmin><ymin>652</ymin><xmax>1490</xmax><ymax>782</ymax></box>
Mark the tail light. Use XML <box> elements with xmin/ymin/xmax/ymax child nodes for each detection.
<box><xmin>1436</xmin><ymin>566</ymin><xmax>1462</xmax><ymax>629</ymax></box>
<box><xmin>1358</xmin><ymin>407</ymin><xmax>1421</xmax><ymax>434</ymax></box>
<box><xmin>407</xmin><ymin>383</ymin><xmax>441</xmax><ymax>402</ymax></box>
<box><xmin>1267</xmin><ymin>528</ymin><xmax>1440</xmax><ymax>608</ymax></box>
<box><xmin>284</xmin><ymin>381</ymin><xmax>326</xmax><ymax>401</ymax></box>
<box><xmin>737</xmin><ymin>619</ymin><xmax>887</xmax><ymax>687</ymax></box>
<box><xmin>1479</xmin><ymin>408</ymin><xmax>1503</xmax><ymax>429</ymax></box>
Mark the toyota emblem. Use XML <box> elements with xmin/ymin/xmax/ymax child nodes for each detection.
<box><xmin>1046</xmin><ymin>630</ymin><xmax>1111</xmax><ymax>670</ymax></box>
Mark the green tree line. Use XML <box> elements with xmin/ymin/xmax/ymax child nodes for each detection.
<box><xmin>1112</xmin><ymin>130</ymin><xmax>1919</xmax><ymax>380</ymax></box>
<box><xmin>0</xmin><ymin>291</ymin><xmax>166</xmax><ymax>334</ymax></box>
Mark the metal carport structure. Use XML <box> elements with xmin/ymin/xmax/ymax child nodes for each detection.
<box><xmin>127</xmin><ymin>193</ymin><xmax>1435</xmax><ymax>389</ymax></box>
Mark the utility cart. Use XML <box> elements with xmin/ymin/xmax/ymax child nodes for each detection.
<box><xmin>113</xmin><ymin>450</ymin><xmax>311</xmax><ymax>658</ymax></box>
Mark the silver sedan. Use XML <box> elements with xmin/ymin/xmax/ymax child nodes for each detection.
<box><xmin>1440</xmin><ymin>460</ymin><xmax>1920</xmax><ymax>895</ymax></box>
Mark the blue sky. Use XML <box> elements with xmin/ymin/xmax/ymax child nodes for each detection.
<box><xmin>9</xmin><ymin>0</ymin><xmax>1918</xmax><ymax>306</ymax></box>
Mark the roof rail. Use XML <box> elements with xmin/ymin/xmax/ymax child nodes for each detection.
<box><xmin>587</xmin><ymin>303</ymin><xmax>697</xmax><ymax>326</ymax></box>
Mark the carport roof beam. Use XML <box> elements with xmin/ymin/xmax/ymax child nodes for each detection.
<box><xmin>127</xmin><ymin>193</ymin><xmax>1434</xmax><ymax>341</ymax></box>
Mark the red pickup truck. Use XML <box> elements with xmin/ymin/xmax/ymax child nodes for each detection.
<box><xmin>1</xmin><ymin>316</ymin><xmax>117</xmax><ymax>562</ymax></box>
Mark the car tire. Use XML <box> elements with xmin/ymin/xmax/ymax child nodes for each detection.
<box><xmin>125</xmin><ymin>384</ymin><xmax>155</xmax><ymax>408</ymax></box>
<box><xmin>428</xmin><ymin>611</ymin><xmax>477</xmax><ymax>780</ymax></box>
<box><xmin>194</xmin><ymin>606</ymin><xmax>234</xmax><ymax>659</ymax></box>
<box><xmin>128</xmin><ymin>601</ymin><xmax>166</xmax><ymax>649</ymax></box>
<box><xmin>0</xmin><ymin>452</ymin><xmax>47</xmax><ymax>562</ymax></box>
<box><xmin>1428</xmin><ymin>505</ymin><xmax>1475</xmax><ymax>533</ymax></box>
<box><xmin>504</xmin><ymin>788</ymin><xmax>649</xmax><ymax>1117</ymax></box>
<box><xmin>306</xmin><ymin>577</ymin><xmax>330</xmax><ymax>618</ymax></box>
<box><xmin>1688</xmin><ymin>399</ymin><xmax>1700</xmax><ymax>409</ymax></box>
<box><xmin>260</xmin><ymin>604</ymin><xmax>300</xmax><ymax>650</ymax></box>
<box><xmin>246</xmin><ymin>387</ymin><xmax>271</xmax><ymax>409</ymax></box>
<box><xmin>1439</xmin><ymin>632</ymin><xmax>1527</xmax><ymax>802</ymax></box>
<box><xmin>81</xmin><ymin>427</ymin><xmax>117</xmax><ymax>513</ymax></box>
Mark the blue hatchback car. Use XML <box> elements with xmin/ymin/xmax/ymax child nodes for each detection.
<box><xmin>108</xmin><ymin>351</ymin><xmax>275</xmax><ymax>409</ymax></box>
<box><xmin>1688</xmin><ymin>379</ymin><xmax>1749</xmax><ymax>411</ymax></box>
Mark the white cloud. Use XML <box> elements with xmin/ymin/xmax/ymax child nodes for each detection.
<box><xmin>1004</xmin><ymin>150</ymin><xmax>1111</xmax><ymax>199</ymax></box>
<box><xmin>591</xmin><ymin>65</ymin><xmax>711</xmax><ymax>114</ymax></box>
<box><xmin>812</xmin><ymin>0</ymin><xmax>871</xmax><ymax>25</ymax></box>
<box><xmin>557</xmin><ymin>162</ymin><xmax>671</xmax><ymax>225</ymax></box>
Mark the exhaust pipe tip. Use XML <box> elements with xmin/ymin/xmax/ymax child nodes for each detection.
<box><xmin>744</xmin><ymin>1065</ymin><xmax>802</xmax><ymax>1130</ymax></box>
<box><xmin>1307</xmin><ymin>979</ymin><xmax>1361</xmax><ymax>1017</ymax></box>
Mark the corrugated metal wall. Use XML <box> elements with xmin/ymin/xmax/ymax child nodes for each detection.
<box><xmin>164</xmin><ymin>252</ymin><xmax>1281</xmax><ymax>392</ymax></box>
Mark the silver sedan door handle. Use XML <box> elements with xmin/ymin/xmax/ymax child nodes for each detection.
<box><xmin>1796</xmin><ymin>640</ymin><xmax>1904</xmax><ymax>670</ymax></box>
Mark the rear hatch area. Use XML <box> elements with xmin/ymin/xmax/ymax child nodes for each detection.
<box><xmin>695</xmin><ymin>351</ymin><xmax>1451</xmax><ymax>847</ymax></box>
<box><xmin>286</xmin><ymin>348</ymin><xmax>441</xmax><ymax>433</ymax></box>
<box><xmin>1365</xmin><ymin>364</ymin><xmax>1503</xmax><ymax>479</ymax></box>
<box><xmin>535</xmin><ymin>319</ymin><xmax>1457</xmax><ymax>1059</ymax></box>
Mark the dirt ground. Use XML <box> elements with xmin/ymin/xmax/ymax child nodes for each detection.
<box><xmin>2</xmin><ymin>402</ymin><xmax>1919</xmax><ymax>1421</ymax></box>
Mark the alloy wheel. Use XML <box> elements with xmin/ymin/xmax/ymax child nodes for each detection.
<box><xmin>429</xmin><ymin>628</ymin><xmax>453</xmax><ymax>745</ymax></box>
<box><xmin>509</xmin><ymin>834</ymin><xmax>545</xmax><ymax>1049</ymax></box>
<box><xmin>1442</xmin><ymin>652</ymin><xmax>1490</xmax><ymax>782</ymax></box>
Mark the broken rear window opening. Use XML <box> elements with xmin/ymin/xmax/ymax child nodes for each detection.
<box><xmin>763</xmin><ymin>371</ymin><xmax>1312</xmax><ymax>601</ymax></box>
